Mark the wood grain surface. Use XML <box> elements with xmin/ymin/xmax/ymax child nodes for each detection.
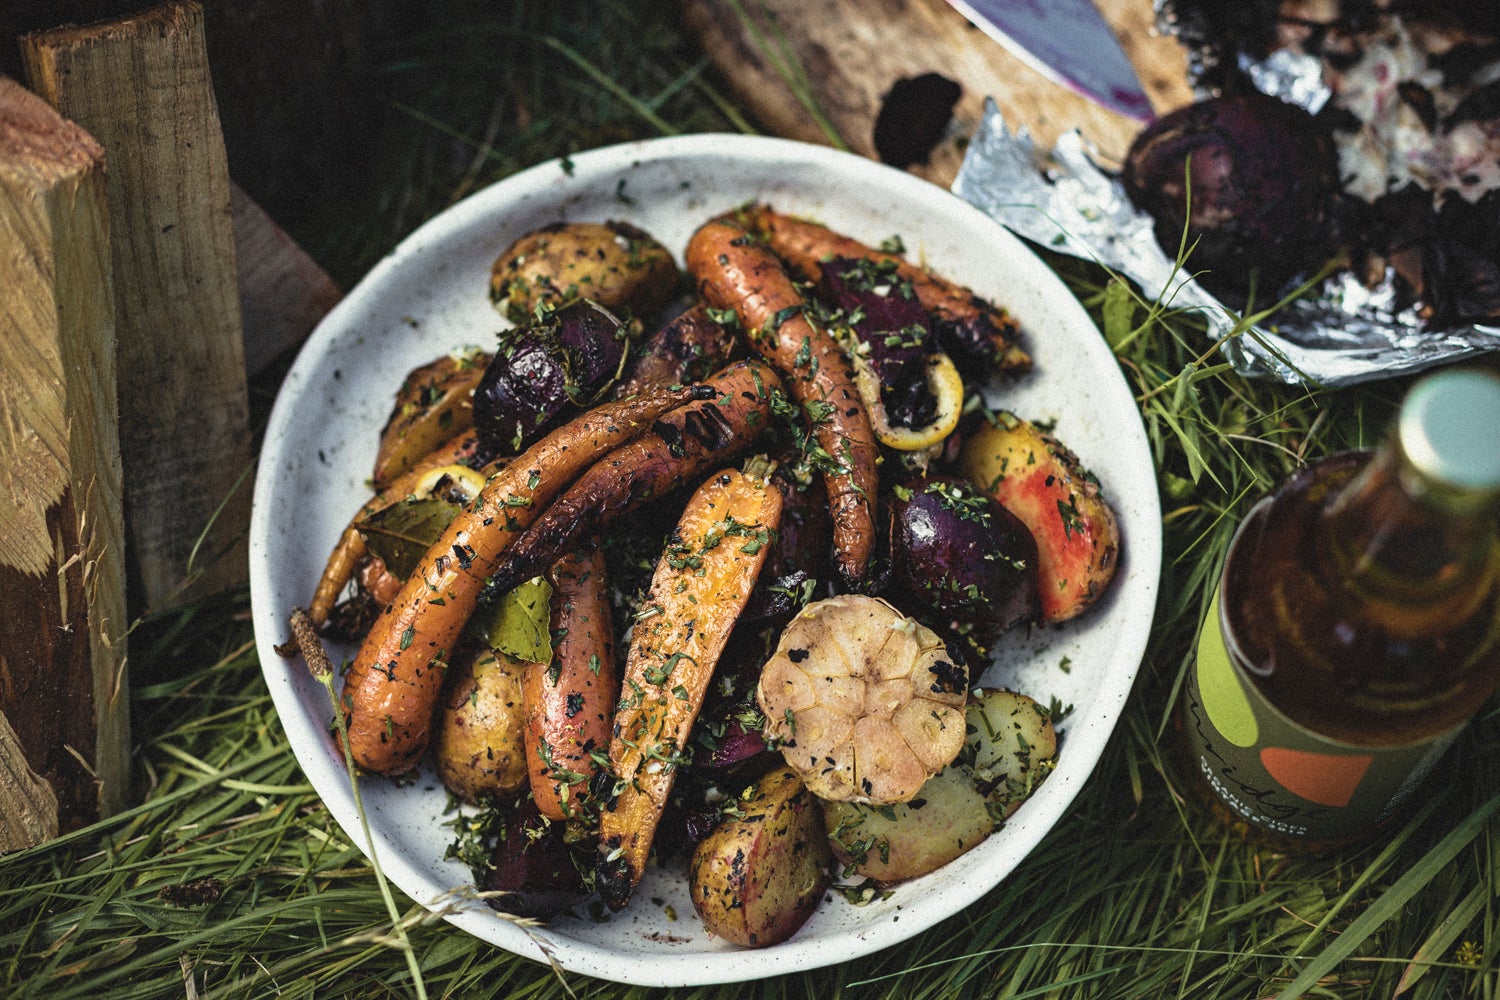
<box><xmin>681</xmin><ymin>0</ymin><xmax>1193</xmax><ymax>185</ymax></box>
<box><xmin>0</xmin><ymin>74</ymin><xmax>129</xmax><ymax>847</ymax></box>
<box><xmin>22</xmin><ymin>1</ymin><xmax>254</xmax><ymax>612</ymax></box>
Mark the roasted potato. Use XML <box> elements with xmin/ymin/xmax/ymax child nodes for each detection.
<box><xmin>373</xmin><ymin>348</ymin><xmax>489</xmax><ymax>491</ymax></box>
<box><xmin>490</xmin><ymin>220</ymin><xmax>679</xmax><ymax>322</ymax></box>
<box><xmin>823</xmin><ymin>688</ymin><xmax>1056</xmax><ymax>883</ymax></box>
<box><xmin>689</xmin><ymin>765</ymin><xmax>832</xmax><ymax>948</ymax></box>
<box><xmin>434</xmin><ymin>646</ymin><xmax>530</xmax><ymax>802</ymax></box>
<box><xmin>961</xmin><ymin>412</ymin><xmax>1121</xmax><ymax>622</ymax></box>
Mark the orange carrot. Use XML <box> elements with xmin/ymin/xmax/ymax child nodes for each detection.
<box><xmin>685</xmin><ymin>216</ymin><xmax>879</xmax><ymax>588</ymax></box>
<box><xmin>482</xmin><ymin>359</ymin><xmax>780</xmax><ymax>597</ymax></box>
<box><xmin>339</xmin><ymin>382</ymin><xmax>706</xmax><ymax>774</ymax></box>
<box><xmin>739</xmin><ymin>203</ymin><xmax>1031</xmax><ymax>374</ymax></box>
<box><xmin>308</xmin><ymin>430</ymin><xmax>488</xmax><ymax>628</ymax></box>
<box><xmin>523</xmin><ymin>538</ymin><xmax>616</xmax><ymax>820</ymax></box>
<box><xmin>597</xmin><ymin>458</ymin><xmax>783</xmax><ymax>910</ymax></box>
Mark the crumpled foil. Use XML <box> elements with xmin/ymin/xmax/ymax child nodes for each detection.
<box><xmin>952</xmin><ymin>98</ymin><xmax>1500</xmax><ymax>387</ymax></box>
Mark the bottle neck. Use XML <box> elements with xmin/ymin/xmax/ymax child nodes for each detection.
<box><xmin>1318</xmin><ymin>444</ymin><xmax>1498</xmax><ymax>632</ymax></box>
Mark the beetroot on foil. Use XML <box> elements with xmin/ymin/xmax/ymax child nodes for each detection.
<box><xmin>1123</xmin><ymin>92</ymin><xmax>1341</xmax><ymax>306</ymax></box>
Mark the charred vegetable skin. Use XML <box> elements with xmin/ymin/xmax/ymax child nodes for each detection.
<box><xmin>490</xmin><ymin>220</ymin><xmax>679</xmax><ymax>322</ymax></box>
<box><xmin>597</xmin><ymin>460</ymin><xmax>783</xmax><ymax>911</ymax></box>
<box><xmin>739</xmin><ymin>203</ymin><xmax>1030</xmax><ymax>376</ymax></box>
<box><xmin>689</xmin><ymin>765</ymin><xmax>832</xmax><ymax>947</ymax></box>
<box><xmin>1123</xmin><ymin>92</ymin><xmax>1340</xmax><ymax>305</ymax></box>
<box><xmin>473</xmin><ymin>299</ymin><xmax>631</xmax><ymax>456</ymax></box>
<box><xmin>341</xmin><ymin>383</ymin><xmax>705</xmax><ymax>775</ymax></box>
<box><xmin>482</xmin><ymin>359</ymin><xmax>782</xmax><ymax>598</ymax></box>
<box><xmin>886</xmin><ymin>475</ymin><xmax>1040</xmax><ymax>638</ymax></box>
<box><xmin>687</xmin><ymin>216</ymin><xmax>880</xmax><ymax>589</ymax></box>
<box><xmin>614</xmin><ymin>303</ymin><xmax>741</xmax><ymax>399</ymax></box>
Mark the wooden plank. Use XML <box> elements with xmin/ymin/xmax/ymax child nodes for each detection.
<box><xmin>231</xmin><ymin>182</ymin><xmax>342</xmax><ymax>377</ymax></box>
<box><xmin>0</xmin><ymin>74</ymin><xmax>130</xmax><ymax>847</ymax></box>
<box><xmin>21</xmin><ymin>0</ymin><xmax>254</xmax><ymax>611</ymax></box>
<box><xmin>681</xmin><ymin>0</ymin><xmax>1194</xmax><ymax>186</ymax></box>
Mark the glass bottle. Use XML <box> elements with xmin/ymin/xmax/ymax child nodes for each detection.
<box><xmin>1178</xmin><ymin>368</ymin><xmax>1500</xmax><ymax>846</ymax></box>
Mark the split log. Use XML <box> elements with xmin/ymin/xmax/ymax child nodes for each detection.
<box><xmin>21</xmin><ymin>0</ymin><xmax>254</xmax><ymax>611</ymax></box>
<box><xmin>0</xmin><ymin>75</ymin><xmax>129</xmax><ymax>849</ymax></box>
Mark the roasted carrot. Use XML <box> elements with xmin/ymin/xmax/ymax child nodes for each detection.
<box><xmin>686</xmin><ymin>217</ymin><xmax>879</xmax><ymax>588</ymax></box>
<box><xmin>339</xmin><ymin>382</ymin><xmax>707</xmax><ymax>775</ymax></box>
<box><xmin>612</xmin><ymin>303</ymin><xmax>741</xmax><ymax>399</ymax></box>
<box><xmin>308</xmin><ymin>429</ymin><xmax>489</xmax><ymax>628</ymax></box>
<box><xmin>523</xmin><ymin>538</ymin><xmax>616</xmax><ymax>820</ymax></box>
<box><xmin>597</xmin><ymin>457</ymin><xmax>783</xmax><ymax>911</ymax></box>
<box><xmin>482</xmin><ymin>358</ymin><xmax>780</xmax><ymax>597</ymax></box>
<box><xmin>738</xmin><ymin>203</ymin><xmax>1032</xmax><ymax>374</ymax></box>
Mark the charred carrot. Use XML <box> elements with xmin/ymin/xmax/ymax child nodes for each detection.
<box><xmin>340</xmin><ymin>382</ymin><xmax>707</xmax><ymax>774</ymax></box>
<box><xmin>613</xmin><ymin>303</ymin><xmax>741</xmax><ymax>399</ymax></box>
<box><xmin>523</xmin><ymin>538</ymin><xmax>616</xmax><ymax>820</ymax></box>
<box><xmin>597</xmin><ymin>457</ymin><xmax>783</xmax><ymax>911</ymax></box>
<box><xmin>308</xmin><ymin>430</ymin><xmax>489</xmax><ymax>628</ymax></box>
<box><xmin>482</xmin><ymin>359</ymin><xmax>780</xmax><ymax>597</ymax></box>
<box><xmin>738</xmin><ymin>203</ymin><xmax>1031</xmax><ymax>374</ymax></box>
<box><xmin>686</xmin><ymin>217</ymin><xmax>879</xmax><ymax>588</ymax></box>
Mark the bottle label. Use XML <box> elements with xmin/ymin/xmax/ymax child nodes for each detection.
<box><xmin>1181</xmin><ymin>588</ymin><xmax>1461</xmax><ymax>842</ymax></box>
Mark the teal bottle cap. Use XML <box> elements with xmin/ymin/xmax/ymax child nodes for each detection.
<box><xmin>1399</xmin><ymin>368</ymin><xmax>1500</xmax><ymax>492</ymax></box>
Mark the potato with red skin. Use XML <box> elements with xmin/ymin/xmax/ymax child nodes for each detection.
<box><xmin>960</xmin><ymin>413</ymin><xmax>1120</xmax><ymax>622</ymax></box>
<box><xmin>689</xmin><ymin>765</ymin><xmax>832</xmax><ymax>947</ymax></box>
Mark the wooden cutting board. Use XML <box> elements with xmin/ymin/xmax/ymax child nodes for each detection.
<box><xmin>681</xmin><ymin>0</ymin><xmax>1194</xmax><ymax>185</ymax></box>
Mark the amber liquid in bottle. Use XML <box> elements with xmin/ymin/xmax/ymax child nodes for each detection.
<box><xmin>1180</xmin><ymin>444</ymin><xmax>1500</xmax><ymax>847</ymax></box>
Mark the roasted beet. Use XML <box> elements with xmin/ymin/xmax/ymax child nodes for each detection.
<box><xmin>887</xmin><ymin>475</ymin><xmax>1040</xmax><ymax>636</ymax></box>
<box><xmin>740</xmin><ymin>467</ymin><xmax>832</xmax><ymax>627</ymax></box>
<box><xmin>481</xmin><ymin>800</ymin><xmax>590</xmax><ymax>920</ymax></box>
<box><xmin>473</xmin><ymin>299</ymin><xmax>628</xmax><ymax>454</ymax></box>
<box><xmin>818</xmin><ymin>256</ymin><xmax>937</xmax><ymax>428</ymax></box>
<box><xmin>1123</xmin><ymin>93</ymin><xmax>1340</xmax><ymax>304</ymax></box>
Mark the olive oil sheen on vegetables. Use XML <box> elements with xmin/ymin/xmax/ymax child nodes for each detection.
<box><xmin>1179</xmin><ymin>369</ymin><xmax>1500</xmax><ymax>846</ymax></box>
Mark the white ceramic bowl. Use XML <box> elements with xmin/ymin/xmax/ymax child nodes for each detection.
<box><xmin>249</xmin><ymin>133</ymin><xmax>1161</xmax><ymax>986</ymax></box>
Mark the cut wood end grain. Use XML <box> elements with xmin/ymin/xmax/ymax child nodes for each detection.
<box><xmin>0</xmin><ymin>76</ymin><xmax>104</xmax><ymax>175</ymax></box>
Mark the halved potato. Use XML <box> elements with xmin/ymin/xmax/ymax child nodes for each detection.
<box><xmin>960</xmin><ymin>412</ymin><xmax>1120</xmax><ymax>622</ymax></box>
<box><xmin>689</xmin><ymin>765</ymin><xmax>832</xmax><ymax>948</ymax></box>
<box><xmin>823</xmin><ymin>688</ymin><xmax>1057</xmax><ymax>883</ymax></box>
<box><xmin>490</xmin><ymin>220</ymin><xmax>679</xmax><ymax>322</ymax></box>
<box><xmin>373</xmin><ymin>349</ymin><xmax>489</xmax><ymax>490</ymax></box>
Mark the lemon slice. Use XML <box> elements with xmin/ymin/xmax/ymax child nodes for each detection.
<box><xmin>851</xmin><ymin>351</ymin><xmax>964</xmax><ymax>452</ymax></box>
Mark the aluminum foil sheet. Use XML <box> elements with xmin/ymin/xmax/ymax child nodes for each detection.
<box><xmin>952</xmin><ymin>98</ymin><xmax>1500</xmax><ymax>387</ymax></box>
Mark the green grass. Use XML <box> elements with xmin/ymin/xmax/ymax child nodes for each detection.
<box><xmin>3</xmin><ymin>2</ymin><xmax>1497</xmax><ymax>997</ymax></box>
